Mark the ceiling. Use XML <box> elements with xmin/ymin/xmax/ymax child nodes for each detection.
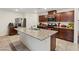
<box><xmin>0</xmin><ymin>8</ymin><xmax>74</xmax><ymax>14</ymax></box>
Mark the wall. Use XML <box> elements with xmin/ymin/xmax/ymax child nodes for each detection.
<box><xmin>74</xmin><ymin>8</ymin><xmax>79</xmax><ymax>44</ymax></box>
<box><xmin>24</xmin><ymin>13</ymin><xmax>39</xmax><ymax>29</ymax></box>
<box><xmin>0</xmin><ymin>10</ymin><xmax>23</xmax><ymax>36</ymax></box>
<box><xmin>38</xmin><ymin>12</ymin><xmax>48</xmax><ymax>15</ymax></box>
<box><xmin>57</xmin><ymin>8</ymin><xmax>74</xmax><ymax>13</ymax></box>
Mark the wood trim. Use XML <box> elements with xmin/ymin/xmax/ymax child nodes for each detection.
<box><xmin>50</xmin><ymin>34</ymin><xmax>56</xmax><ymax>51</ymax></box>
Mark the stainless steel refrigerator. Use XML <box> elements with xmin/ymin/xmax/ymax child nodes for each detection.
<box><xmin>15</xmin><ymin>18</ymin><xmax>26</xmax><ymax>27</ymax></box>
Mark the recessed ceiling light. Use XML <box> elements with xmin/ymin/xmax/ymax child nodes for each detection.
<box><xmin>44</xmin><ymin>8</ymin><xmax>47</xmax><ymax>10</ymax></box>
<box><xmin>20</xmin><ymin>8</ymin><xmax>23</xmax><ymax>9</ymax></box>
<box><xmin>34</xmin><ymin>10</ymin><xmax>37</xmax><ymax>13</ymax></box>
<box><xmin>15</xmin><ymin>9</ymin><xmax>19</xmax><ymax>12</ymax></box>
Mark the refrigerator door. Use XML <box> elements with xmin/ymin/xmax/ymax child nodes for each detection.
<box><xmin>15</xmin><ymin>18</ymin><xmax>26</xmax><ymax>27</ymax></box>
<box><xmin>23</xmin><ymin>18</ymin><xmax>26</xmax><ymax>27</ymax></box>
<box><xmin>15</xmin><ymin>18</ymin><xmax>22</xmax><ymax>27</ymax></box>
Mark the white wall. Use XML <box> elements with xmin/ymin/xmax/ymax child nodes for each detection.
<box><xmin>38</xmin><ymin>12</ymin><xmax>48</xmax><ymax>15</ymax></box>
<box><xmin>0</xmin><ymin>10</ymin><xmax>23</xmax><ymax>36</ymax></box>
<box><xmin>57</xmin><ymin>8</ymin><xmax>74</xmax><ymax>13</ymax></box>
<box><xmin>24</xmin><ymin>13</ymin><xmax>39</xmax><ymax>29</ymax></box>
<box><xmin>73</xmin><ymin>9</ymin><xmax>78</xmax><ymax>44</ymax></box>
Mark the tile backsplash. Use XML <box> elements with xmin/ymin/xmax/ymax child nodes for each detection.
<box><xmin>40</xmin><ymin>22</ymin><xmax>74</xmax><ymax>26</ymax></box>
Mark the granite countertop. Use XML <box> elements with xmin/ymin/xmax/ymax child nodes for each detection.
<box><xmin>54</xmin><ymin>26</ymin><xmax>74</xmax><ymax>30</ymax></box>
<box><xmin>15</xmin><ymin>28</ymin><xmax>58</xmax><ymax>41</ymax></box>
<box><xmin>38</xmin><ymin>25</ymin><xmax>74</xmax><ymax>30</ymax></box>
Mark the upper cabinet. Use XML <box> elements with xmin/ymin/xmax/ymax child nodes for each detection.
<box><xmin>39</xmin><ymin>10</ymin><xmax>74</xmax><ymax>22</ymax></box>
<box><xmin>61</xmin><ymin>11</ymin><xmax>74</xmax><ymax>22</ymax></box>
<box><xmin>39</xmin><ymin>15</ymin><xmax>47</xmax><ymax>22</ymax></box>
<box><xmin>55</xmin><ymin>13</ymin><xmax>61</xmax><ymax>21</ymax></box>
<box><xmin>47</xmin><ymin>10</ymin><xmax>57</xmax><ymax>22</ymax></box>
<box><xmin>39</xmin><ymin>10</ymin><xmax>57</xmax><ymax>22</ymax></box>
<box><xmin>56</xmin><ymin>11</ymin><xmax>74</xmax><ymax>22</ymax></box>
<box><xmin>48</xmin><ymin>10</ymin><xmax>57</xmax><ymax>18</ymax></box>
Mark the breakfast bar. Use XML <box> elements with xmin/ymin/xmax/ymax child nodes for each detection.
<box><xmin>16</xmin><ymin>28</ymin><xmax>58</xmax><ymax>51</ymax></box>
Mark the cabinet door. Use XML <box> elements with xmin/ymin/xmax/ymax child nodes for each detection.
<box><xmin>9</xmin><ymin>27</ymin><xmax>17</xmax><ymax>35</ymax></box>
<box><xmin>53</xmin><ymin>28</ymin><xmax>59</xmax><ymax>38</ymax></box>
<box><xmin>59</xmin><ymin>29</ymin><xmax>66</xmax><ymax>39</ymax></box>
<box><xmin>66</xmin><ymin>11</ymin><xmax>74</xmax><ymax>22</ymax></box>
<box><xmin>61</xmin><ymin>11</ymin><xmax>74</xmax><ymax>22</ymax></box>
<box><xmin>55</xmin><ymin>13</ymin><xmax>61</xmax><ymax>21</ymax></box>
<box><xmin>48</xmin><ymin>10</ymin><xmax>57</xmax><ymax>18</ymax></box>
<box><xmin>61</xmin><ymin>12</ymin><xmax>66</xmax><ymax>22</ymax></box>
<box><xmin>59</xmin><ymin>29</ymin><xmax>74</xmax><ymax>42</ymax></box>
<box><xmin>65</xmin><ymin>30</ymin><xmax>74</xmax><ymax>42</ymax></box>
<box><xmin>39</xmin><ymin>15</ymin><xmax>47</xmax><ymax>22</ymax></box>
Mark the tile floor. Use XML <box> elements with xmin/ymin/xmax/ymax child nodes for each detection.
<box><xmin>0</xmin><ymin>35</ymin><xmax>79</xmax><ymax>51</ymax></box>
<box><xmin>0</xmin><ymin>36</ymin><xmax>12</xmax><ymax>51</ymax></box>
<box><xmin>56</xmin><ymin>38</ymin><xmax>79</xmax><ymax>51</ymax></box>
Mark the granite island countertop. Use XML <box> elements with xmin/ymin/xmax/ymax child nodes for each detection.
<box><xmin>15</xmin><ymin>28</ymin><xmax>58</xmax><ymax>41</ymax></box>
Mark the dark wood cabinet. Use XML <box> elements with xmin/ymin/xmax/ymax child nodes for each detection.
<box><xmin>48</xmin><ymin>10</ymin><xmax>57</xmax><ymax>18</ymax></box>
<box><xmin>39</xmin><ymin>15</ymin><xmax>47</xmax><ymax>22</ymax></box>
<box><xmin>39</xmin><ymin>10</ymin><xmax>74</xmax><ymax>22</ymax></box>
<box><xmin>8</xmin><ymin>27</ymin><xmax>17</xmax><ymax>36</ymax></box>
<box><xmin>54</xmin><ymin>28</ymin><xmax>74</xmax><ymax>42</ymax></box>
<box><xmin>61</xmin><ymin>11</ymin><xmax>74</xmax><ymax>22</ymax></box>
<box><xmin>60</xmin><ymin>12</ymin><xmax>66</xmax><ymax>22</ymax></box>
<box><xmin>55</xmin><ymin>13</ymin><xmax>61</xmax><ymax>21</ymax></box>
<box><xmin>65</xmin><ymin>29</ymin><xmax>74</xmax><ymax>42</ymax></box>
<box><xmin>59</xmin><ymin>29</ymin><xmax>66</xmax><ymax>39</ymax></box>
<box><xmin>53</xmin><ymin>28</ymin><xmax>59</xmax><ymax>38</ymax></box>
<box><xmin>56</xmin><ymin>11</ymin><xmax>74</xmax><ymax>22</ymax></box>
<box><xmin>38</xmin><ymin>10</ymin><xmax>74</xmax><ymax>43</ymax></box>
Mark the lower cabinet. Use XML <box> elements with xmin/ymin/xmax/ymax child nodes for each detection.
<box><xmin>54</xmin><ymin>28</ymin><xmax>74</xmax><ymax>42</ymax></box>
<box><xmin>59</xmin><ymin>29</ymin><xmax>66</xmax><ymax>39</ymax></box>
<box><xmin>53</xmin><ymin>28</ymin><xmax>59</xmax><ymax>38</ymax></box>
<box><xmin>65</xmin><ymin>29</ymin><xmax>74</xmax><ymax>42</ymax></box>
<box><xmin>8</xmin><ymin>27</ymin><xmax>17</xmax><ymax>36</ymax></box>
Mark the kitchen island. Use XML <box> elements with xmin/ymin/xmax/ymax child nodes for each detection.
<box><xmin>15</xmin><ymin>28</ymin><xmax>58</xmax><ymax>51</ymax></box>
